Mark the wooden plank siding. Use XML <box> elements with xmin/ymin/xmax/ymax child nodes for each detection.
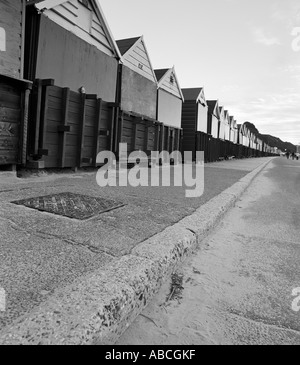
<box><xmin>116</xmin><ymin>36</ymin><xmax>159</xmax><ymax>151</ymax></box>
<box><xmin>39</xmin><ymin>0</ymin><xmax>115</xmax><ymax>57</ymax></box>
<box><xmin>0</xmin><ymin>0</ymin><xmax>25</xmax><ymax>79</ymax></box>
<box><xmin>196</xmin><ymin>132</ymin><xmax>210</xmax><ymax>163</ymax></box>
<box><xmin>181</xmin><ymin>101</ymin><xmax>197</xmax><ymax>159</ymax></box>
<box><xmin>122</xmin><ymin>39</ymin><xmax>156</xmax><ymax>83</ymax></box>
<box><xmin>117</xmin><ymin>111</ymin><xmax>175</xmax><ymax>159</ymax></box>
<box><xmin>159</xmin><ymin>72</ymin><xmax>182</xmax><ymax>99</ymax></box>
<box><xmin>0</xmin><ymin>82</ymin><xmax>21</xmax><ymax>164</ymax></box>
<box><xmin>0</xmin><ymin>76</ymin><xmax>32</xmax><ymax>166</ymax></box>
<box><xmin>29</xmin><ymin>81</ymin><xmax>113</xmax><ymax>169</ymax></box>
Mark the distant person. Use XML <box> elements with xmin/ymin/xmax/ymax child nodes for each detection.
<box><xmin>291</xmin><ymin>152</ymin><xmax>296</xmax><ymax>160</ymax></box>
<box><xmin>286</xmin><ymin>151</ymin><xmax>290</xmax><ymax>159</ymax></box>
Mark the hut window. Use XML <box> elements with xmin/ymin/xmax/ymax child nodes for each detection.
<box><xmin>0</xmin><ymin>27</ymin><xmax>6</xmax><ymax>52</ymax></box>
<box><xmin>170</xmin><ymin>75</ymin><xmax>174</xmax><ymax>84</ymax></box>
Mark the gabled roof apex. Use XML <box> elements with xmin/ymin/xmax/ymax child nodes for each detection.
<box><xmin>116</xmin><ymin>35</ymin><xmax>157</xmax><ymax>84</ymax></box>
<box><xmin>30</xmin><ymin>0</ymin><xmax>122</xmax><ymax>59</ymax></box>
<box><xmin>154</xmin><ymin>69</ymin><xmax>169</xmax><ymax>83</ymax></box>
<box><xmin>181</xmin><ymin>88</ymin><xmax>203</xmax><ymax>102</ymax></box>
<box><xmin>207</xmin><ymin>100</ymin><xmax>220</xmax><ymax>116</ymax></box>
<box><xmin>116</xmin><ymin>36</ymin><xmax>142</xmax><ymax>56</ymax></box>
<box><xmin>156</xmin><ymin>67</ymin><xmax>184</xmax><ymax>101</ymax></box>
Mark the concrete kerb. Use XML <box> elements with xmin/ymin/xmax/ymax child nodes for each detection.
<box><xmin>0</xmin><ymin>158</ymin><xmax>274</xmax><ymax>345</ymax></box>
<box><xmin>177</xmin><ymin>158</ymin><xmax>274</xmax><ymax>237</ymax></box>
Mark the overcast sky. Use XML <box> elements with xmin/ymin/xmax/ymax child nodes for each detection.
<box><xmin>100</xmin><ymin>0</ymin><xmax>300</xmax><ymax>145</ymax></box>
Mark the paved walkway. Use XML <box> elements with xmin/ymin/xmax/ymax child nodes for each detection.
<box><xmin>117</xmin><ymin>157</ymin><xmax>300</xmax><ymax>345</ymax></box>
<box><xmin>0</xmin><ymin>158</ymin><xmax>273</xmax><ymax>333</ymax></box>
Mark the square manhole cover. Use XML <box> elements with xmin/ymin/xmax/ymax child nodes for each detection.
<box><xmin>12</xmin><ymin>192</ymin><xmax>125</xmax><ymax>220</ymax></box>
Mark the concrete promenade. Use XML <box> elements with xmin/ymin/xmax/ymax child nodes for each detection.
<box><xmin>117</xmin><ymin>157</ymin><xmax>300</xmax><ymax>345</ymax></box>
<box><xmin>0</xmin><ymin>157</ymin><xmax>274</xmax><ymax>344</ymax></box>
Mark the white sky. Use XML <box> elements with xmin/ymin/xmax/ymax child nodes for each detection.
<box><xmin>100</xmin><ymin>0</ymin><xmax>300</xmax><ymax>145</ymax></box>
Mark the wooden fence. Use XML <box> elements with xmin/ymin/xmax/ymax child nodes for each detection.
<box><xmin>0</xmin><ymin>77</ymin><xmax>275</xmax><ymax>169</ymax></box>
<box><xmin>196</xmin><ymin>132</ymin><xmax>209</xmax><ymax>162</ymax></box>
<box><xmin>28</xmin><ymin>79</ymin><xmax>114</xmax><ymax>169</ymax></box>
<box><xmin>194</xmin><ymin>133</ymin><xmax>266</xmax><ymax>162</ymax></box>
<box><xmin>117</xmin><ymin>110</ymin><xmax>182</xmax><ymax>159</ymax></box>
<box><xmin>27</xmin><ymin>80</ymin><xmax>183</xmax><ymax>169</ymax></box>
<box><xmin>0</xmin><ymin>75</ymin><xmax>31</xmax><ymax>166</ymax></box>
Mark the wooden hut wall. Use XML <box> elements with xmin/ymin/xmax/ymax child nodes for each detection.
<box><xmin>0</xmin><ymin>76</ymin><xmax>31</xmax><ymax>166</ymax></box>
<box><xmin>181</xmin><ymin>101</ymin><xmax>197</xmax><ymax>158</ymax></box>
<box><xmin>196</xmin><ymin>132</ymin><xmax>210</xmax><ymax>162</ymax></box>
<box><xmin>224</xmin><ymin>117</ymin><xmax>230</xmax><ymax>141</ymax></box>
<box><xmin>0</xmin><ymin>0</ymin><xmax>25</xmax><ymax>79</ymax></box>
<box><xmin>0</xmin><ymin>1</ymin><xmax>33</xmax><ymax>167</ymax></box>
<box><xmin>34</xmin><ymin>16</ymin><xmax>118</xmax><ymax>103</ymax></box>
<box><xmin>233</xmin><ymin>123</ymin><xmax>238</xmax><ymax>144</ymax></box>
<box><xmin>197</xmin><ymin>102</ymin><xmax>208</xmax><ymax>134</ymax></box>
<box><xmin>157</xmin><ymin>89</ymin><xmax>182</xmax><ymax>129</ymax></box>
<box><xmin>208</xmin><ymin>137</ymin><xmax>220</xmax><ymax>162</ymax></box>
<box><xmin>229</xmin><ymin>120</ymin><xmax>234</xmax><ymax>143</ymax></box>
<box><xmin>211</xmin><ymin>114</ymin><xmax>219</xmax><ymax>139</ymax></box>
<box><xmin>120</xmin><ymin>65</ymin><xmax>157</xmax><ymax>120</ymax></box>
<box><xmin>34</xmin><ymin>1</ymin><xmax>116</xmax><ymax>57</ymax></box>
<box><xmin>28</xmin><ymin>80</ymin><xmax>114</xmax><ymax>169</ymax></box>
<box><xmin>156</xmin><ymin>68</ymin><xmax>183</xmax><ymax>129</ymax></box>
<box><xmin>219</xmin><ymin>109</ymin><xmax>225</xmax><ymax>140</ymax></box>
<box><xmin>117</xmin><ymin>111</ymin><xmax>160</xmax><ymax>156</ymax></box>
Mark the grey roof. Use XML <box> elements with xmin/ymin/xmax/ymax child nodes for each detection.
<box><xmin>181</xmin><ymin>88</ymin><xmax>203</xmax><ymax>101</ymax></box>
<box><xmin>26</xmin><ymin>0</ymin><xmax>44</xmax><ymax>3</ymax></box>
<box><xmin>154</xmin><ymin>69</ymin><xmax>169</xmax><ymax>82</ymax></box>
<box><xmin>207</xmin><ymin>100</ymin><xmax>218</xmax><ymax>114</ymax></box>
<box><xmin>116</xmin><ymin>37</ymin><xmax>141</xmax><ymax>55</ymax></box>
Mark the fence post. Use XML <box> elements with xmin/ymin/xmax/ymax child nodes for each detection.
<box><xmin>21</xmin><ymin>86</ymin><xmax>31</xmax><ymax>165</ymax></box>
<box><xmin>58</xmin><ymin>88</ymin><xmax>70</xmax><ymax>168</ymax></box>
<box><xmin>93</xmin><ymin>98</ymin><xmax>103</xmax><ymax>167</ymax></box>
<box><xmin>170</xmin><ymin>128</ymin><xmax>175</xmax><ymax>153</ymax></box>
<box><xmin>154</xmin><ymin>123</ymin><xmax>160</xmax><ymax>152</ymax></box>
<box><xmin>176</xmin><ymin>129</ymin><xmax>181</xmax><ymax>152</ymax></box>
<box><xmin>159</xmin><ymin>124</ymin><xmax>164</xmax><ymax>153</ymax></box>
<box><xmin>117</xmin><ymin>112</ymin><xmax>124</xmax><ymax>157</ymax></box>
<box><xmin>166</xmin><ymin>126</ymin><xmax>170</xmax><ymax>153</ymax></box>
<box><xmin>38</xmin><ymin>85</ymin><xmax>49</xmax><ymax>158</ymax></box>
<box><xmin>109</xmin><ymin>104</ymin><xmax>115</xmax><ymax>153</ymax></box>
<box><xmin>31</xmin><ymin>79</ymin><xmax>43</xmax><ymax>157</ymax></box>
<box><xmin>77</xmin><ymin>93</ymin><xmax>87</xmax><ymax>168</ymax></box>
<box><xmin>144</xmin><ymin>123</ymin><xmax>149</xmax><ymax>152</ymax></box>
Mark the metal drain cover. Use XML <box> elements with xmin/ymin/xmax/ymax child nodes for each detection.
<box><xmin>12</xmin><ymin>192</ymin><xmax>125</xmax><ymax>220</ymax></box>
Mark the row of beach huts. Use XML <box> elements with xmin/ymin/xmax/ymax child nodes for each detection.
<box><xmin>0</xmin><ymin>0</ymin><xmax>278</xmax><ymax>170</ymax></box>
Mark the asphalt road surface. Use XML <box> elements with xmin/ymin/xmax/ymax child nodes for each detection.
<box><xmin>117</xmin><ymin>157</ymin><xmax>300</xmax><ymax>345</ymax></box>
